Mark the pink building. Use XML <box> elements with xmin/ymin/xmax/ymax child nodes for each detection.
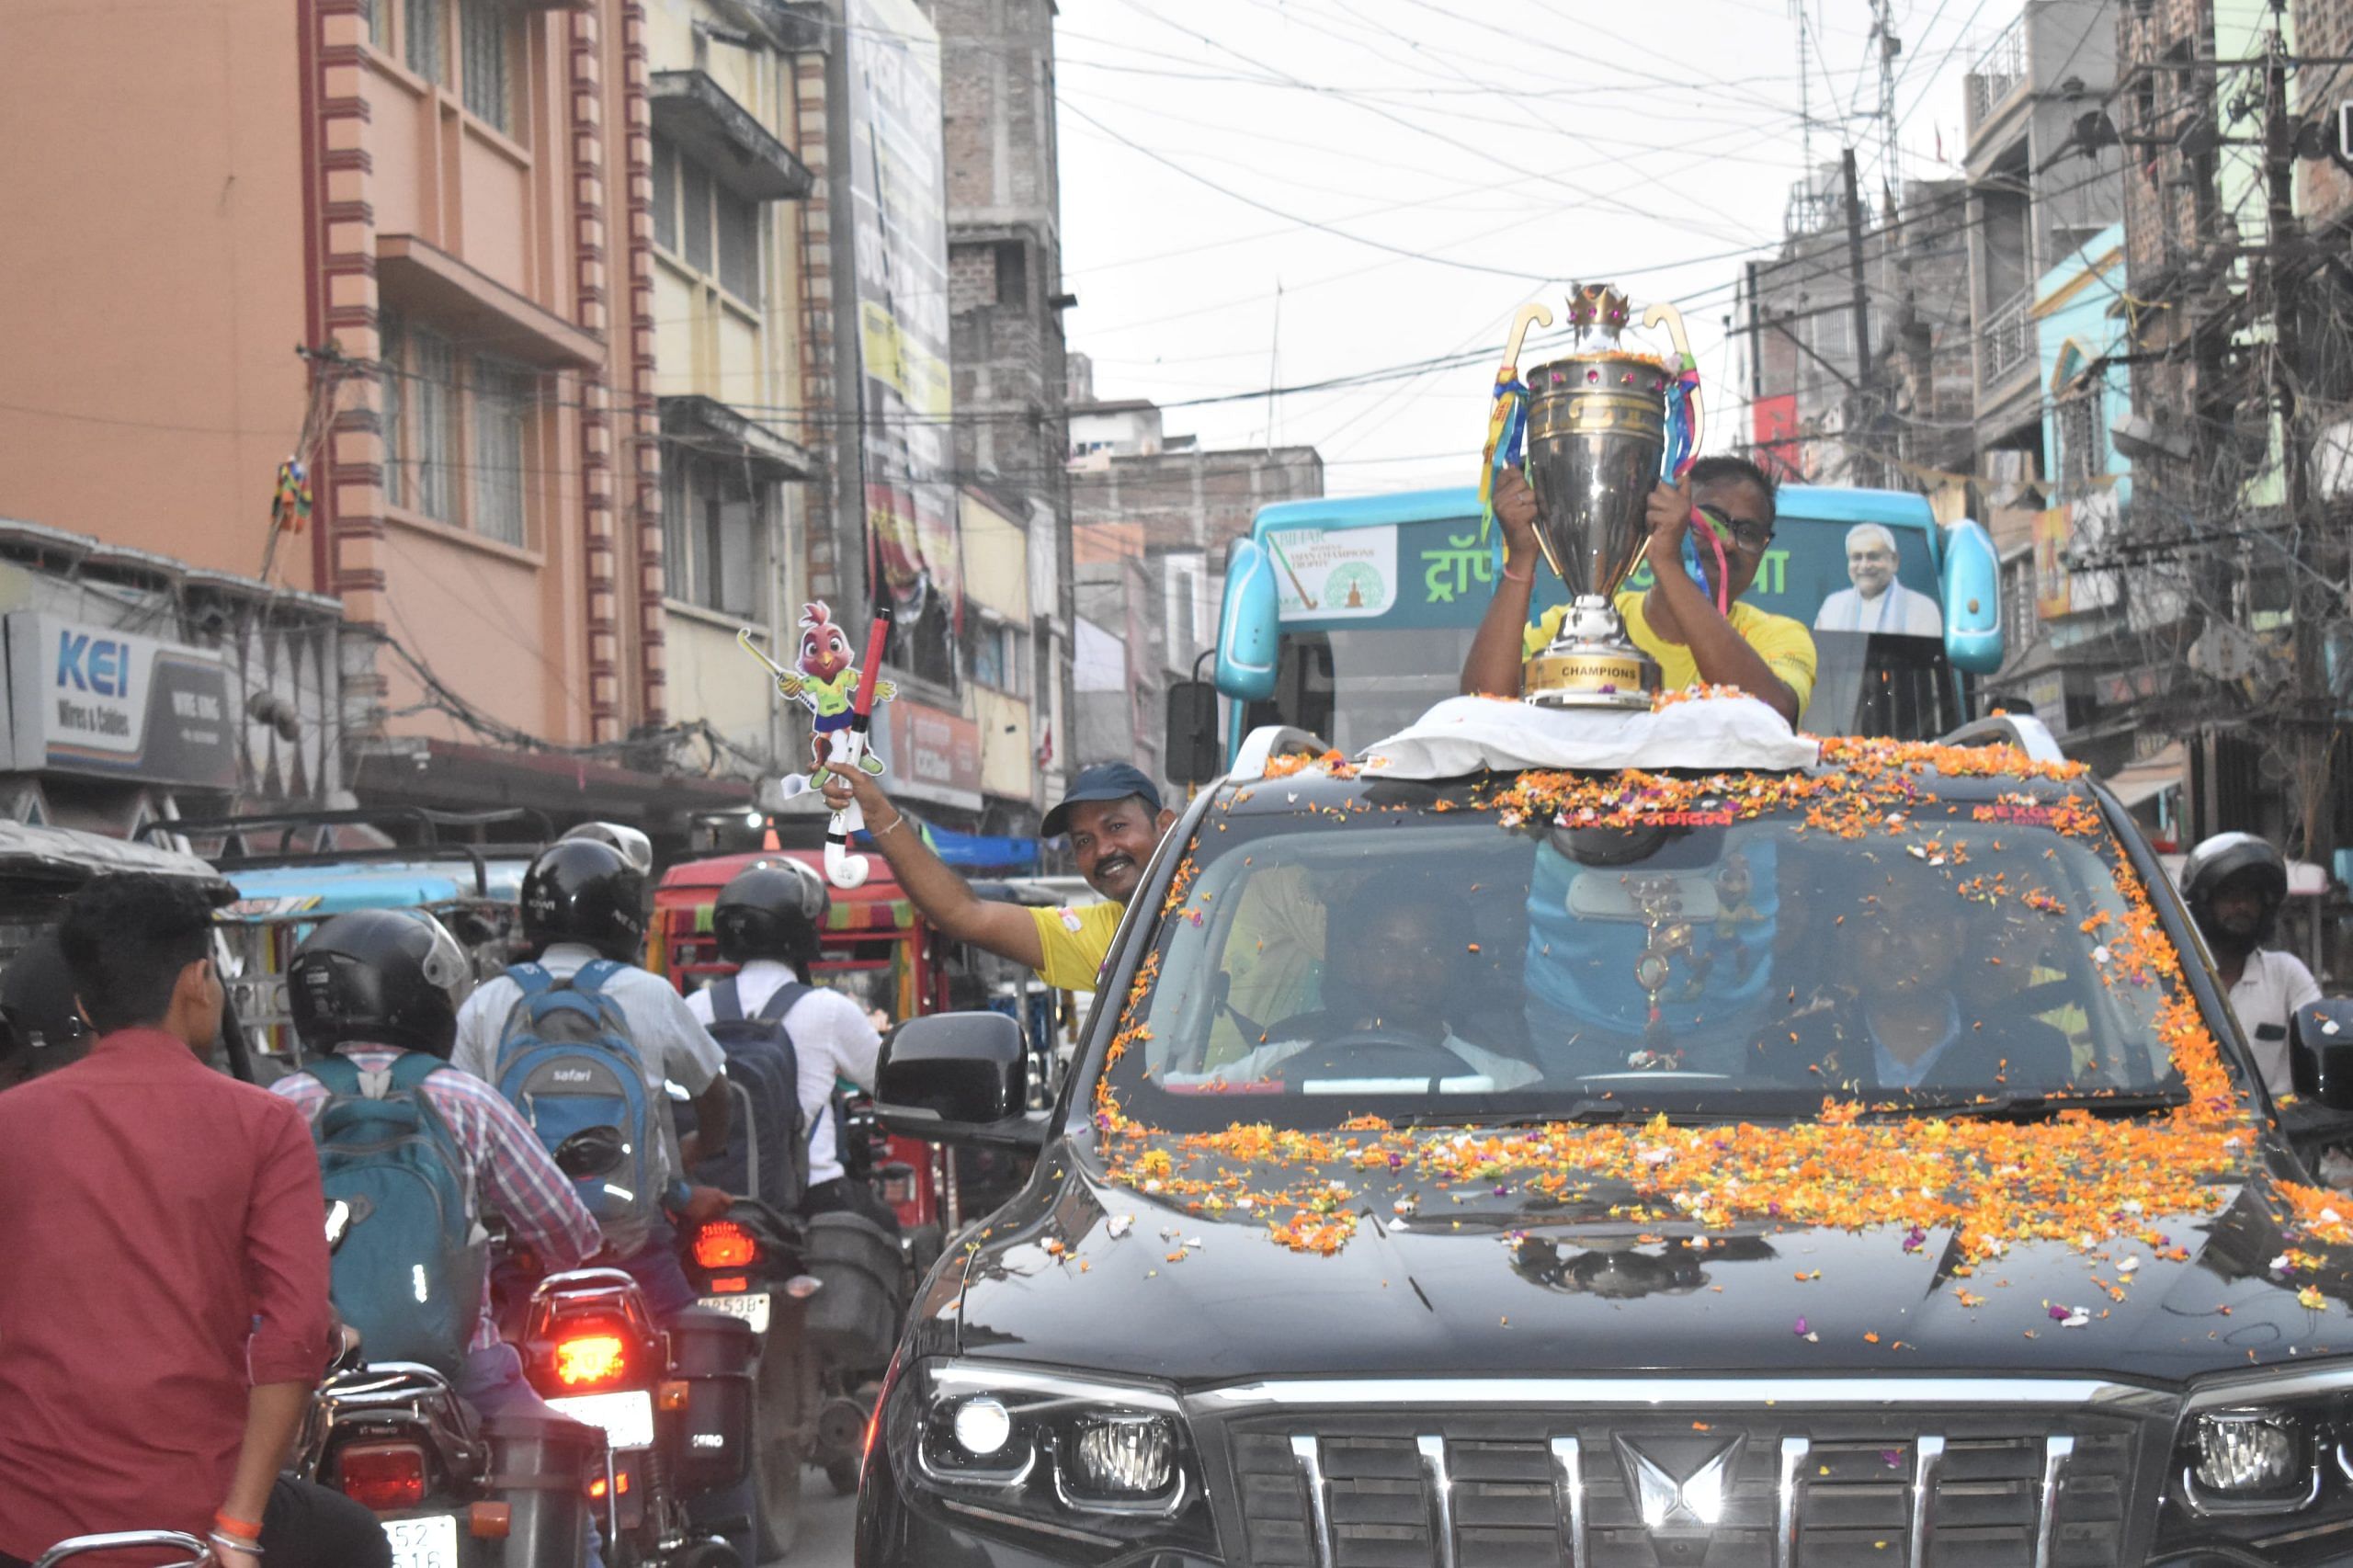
<box><xmin>0</xmin><ymin>0</ymin><xmax>747</xmax><ymax>825</ymax></box>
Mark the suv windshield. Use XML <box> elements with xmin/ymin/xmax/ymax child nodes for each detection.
<box><xmin>1104</xmin><ymin>749</ymin><xmax>2208</xmax><ymax>1134</ymax></box>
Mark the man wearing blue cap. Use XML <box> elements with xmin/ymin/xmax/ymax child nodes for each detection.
<box><xmin>823</xmin><ymin>762</ymin><xmax>1176</xmax><ymax>991</ymax></box>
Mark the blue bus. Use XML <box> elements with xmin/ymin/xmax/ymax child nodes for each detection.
<box><xmin>1204</xmin><ymin>482</ymin><xmax>2003</xmax><ymax>758</ymax></box>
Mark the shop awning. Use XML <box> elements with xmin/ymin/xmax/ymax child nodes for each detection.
<box><xmin>2100</xmin><ymin>744</ymin><xmax>2185</xmax><ymax>811</ymax></box>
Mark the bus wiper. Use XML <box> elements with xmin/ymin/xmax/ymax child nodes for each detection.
<box><xmin>1859</xmin><ymin>1089</ymin><xmax>2188</xmax><ymax>1122</ymax></box>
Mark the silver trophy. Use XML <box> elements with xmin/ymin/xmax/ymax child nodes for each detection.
<box><xmin>1513</xmin><ymin>284</ymin><xmax>1701</xmax><ymax>706</ymax></box>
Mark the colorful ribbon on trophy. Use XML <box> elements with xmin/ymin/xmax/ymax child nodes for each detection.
<box><xmin>1476</xmin><ymin>370</ymin><xmax>1530</xmax><ymax>574</ymax></box>
<box><xmin>1657</xmin><ymin>350</ymin><xmax>1730</xmax><ymax>615</ymax></box>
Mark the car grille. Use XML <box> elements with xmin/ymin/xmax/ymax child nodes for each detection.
<box><xmin>1223</xmin><ymin>1409</ymin><xmax>2141</xmax><ymax>1568</ymax></box>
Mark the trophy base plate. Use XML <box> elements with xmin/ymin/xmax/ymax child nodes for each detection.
<box><xmin>1522</xmin><ymin>644</ymin><xmax>1660</xmax><ymax>709</ymax></box>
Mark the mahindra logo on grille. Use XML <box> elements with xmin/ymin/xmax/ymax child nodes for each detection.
<box><xmin>1614</xmin><ymin>1432</ymin><xmax>1745</xmax><ymax>1543</ymax></box>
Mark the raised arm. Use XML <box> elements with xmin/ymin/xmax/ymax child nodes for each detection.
<box><xmin>1638</xmin><ymin>478</ymin><xmax>1801</xmax><ymax>724</ymax></box>
<box><xmin>1461</xmin><ymin>467</ymin><xmax>1542</xmax><ymax>698</ymax></box>
<box><xmin>826</xmin><ymin>771</ymin><xmax>1047</xmax><ymax>971</ymax></box>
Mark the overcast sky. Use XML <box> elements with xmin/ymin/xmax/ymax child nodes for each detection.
<box><xmin>1053</xmin><ymin>0</ymin><xmax>2008</xmax><ymax>495</ymax></box>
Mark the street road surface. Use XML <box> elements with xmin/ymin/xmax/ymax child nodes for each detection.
<box><xmin>771</xmin><ymin>1483</ymin><xmax>856</xmax><ymax>1567</ymax></box>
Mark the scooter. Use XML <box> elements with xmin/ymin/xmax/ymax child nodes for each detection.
<box><xmin>306</xmin><ymin>1203</ymin><xmax>598</xmax><ymax>1568</ymax></box>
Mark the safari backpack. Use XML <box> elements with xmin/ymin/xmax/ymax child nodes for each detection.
<box><xmin>303</xmin><ymin>1051</ymin><xmax>483</xmax><ymax>1378</ymax></box>
<box><xmin>493</xmin><ymin>960</ymin><xmax>665</xmax><ymax>1241</ymax></box>
<box><xmin>696</xmin><ymin>976</ymin><xmax>811</xmax><ymax>1211</ymax></box>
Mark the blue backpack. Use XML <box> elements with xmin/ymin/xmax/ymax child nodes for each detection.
<box><xmin>493</xmin><ymin>960</ymin><xmax>665</xmax><ymax>1242</ymax></box>
<box><xmin>303</xmin><ymin>1051</ymin><xmax>483</xmax><ymax>1378</ymax></box>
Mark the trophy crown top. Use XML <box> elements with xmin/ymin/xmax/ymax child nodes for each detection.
<box><xmin>1568</xmin><ymin>282</ymin><xmax>1631</xmax><ymax>344</ymax></box>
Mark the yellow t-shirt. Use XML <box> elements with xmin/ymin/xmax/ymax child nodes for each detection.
<box><xmin>1029</xmin><ymin>900</ymin><xmax>1125</xmax><ymax>992</ymax></box>
<box><xmin>1525</xmin><ymin>592</ymin><xmax>1817</xmax><ymax>713</ymax></box>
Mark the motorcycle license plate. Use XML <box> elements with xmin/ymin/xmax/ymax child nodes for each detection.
<box><xmin>384</xmin><ymin>1514</ymin><xmax>460</xmax><ymax>1568</ymax></box>
<box><xmin>699</xmin><ymin>1290</ymin><xmax>771</xmax><ymax>1334</ymax></box>
<box><xmin>549</xmin><ymin>1389</ymin><xmax>655</xmax><ymax>1450</ymax></box>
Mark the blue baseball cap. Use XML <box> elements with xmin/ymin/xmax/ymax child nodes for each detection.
<box><xmin>1042</xmin><ymin>763</ymin><xmax>1165</xmax><ymax>838</ymax></box>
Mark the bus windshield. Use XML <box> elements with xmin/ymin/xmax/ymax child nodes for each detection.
<box><xmin>1233</xmin><ymin>496</ymin><xmax>1961</xmax><ymax>752</ymax></box>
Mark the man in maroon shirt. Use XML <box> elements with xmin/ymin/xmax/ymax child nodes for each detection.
<box><xmin>0</xmin><ymin>876</ymin><xmax>388</xmax><ymax>1568</ymax></box>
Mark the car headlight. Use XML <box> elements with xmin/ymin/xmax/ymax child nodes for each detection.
<box><xmin>890</xmin><ymin>1358</ymin><xmax>1219</xmax><ymax>1553</ymax></box>
<box><xmin>2158</xmin><ymin>1368</ymin><xmax>2353</xmax><ymax>1552</ymax></box>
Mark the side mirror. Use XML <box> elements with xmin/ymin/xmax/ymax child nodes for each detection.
<box><xmin>2292</xmin><ymin>1001</ymin><xmax>2353</xmax><ymax>1110</ymax></box>
<box><xmin>1213</xmin><ymin>538</ymin><xmax>1279</xmax><ymax>701</ymax></box>
<box><xmin>1165</xmin><ymin>680</ymin><xmax>1222</xmax><ymax>786</ymax></box>
<box><xmin>876</xmin><ymin>1011</ymin><xmax>1045</xmax><ymax>1152</ymax></box>
<box><xmin>553</xmin><ymin>1124</ymin><xmax>630</xmax><ymax>1178</ymax></box>
<box><xmin>1942</xmin><ymin>517</ymin><xmax>2003</xmax><ymax>676</ymax></box>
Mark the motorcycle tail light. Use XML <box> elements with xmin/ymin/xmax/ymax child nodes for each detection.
<box><xmin>338</xmin><ymin>1441</ymin><xmax>428</xmax><ymax>1511</ymax></box>
<box><xmin>554</xmin><ymin>1330</ymin><xmax>631</xmax><ymax>1389</ymax></box>
<box><xmin>692</xmin><ymin>1220</ymin><xmax>758</xmax><ymax>1269</ymax></box>
<box><xmin>468</xmin><ymin>1502</ymin><xmax>511</xmax><ymax>1540</ymax></box>
<box><xmin>585</xmin><ymin>1471</ymin><xmax>631</xmax><ymax>1500</ymax></box>
<box><xmin>708</xmin><ymin>1275</ymin><xmax>749</xmax><ymax>1295</ymax></box>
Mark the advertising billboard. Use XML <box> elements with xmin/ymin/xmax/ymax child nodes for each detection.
<box><xmin>2</xmin><ymin>613</ymin><xmax>238</xmax><ymax>788</ymax></box>
<box><xmin>846</xmin><ymin>0</ymin><xmax>960</xmax><ymax>688</ymax></box>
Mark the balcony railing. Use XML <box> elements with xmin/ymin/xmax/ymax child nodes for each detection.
<box><xmin>1980</xmin><ymin>289</ymin><xmax>2034</xmax><ymax>389</ymax></box>
<box><xmin>1965</xmin><ymin>16</ymin><xmax>2029</xmax><ymax>131</ymax></box>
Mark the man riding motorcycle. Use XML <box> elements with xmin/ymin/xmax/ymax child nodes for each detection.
<box><xmin>2181</xmin><ymin>831</ymin><xmax>2323</xmax><ymax>1098</ymax></box>
<box><xmin>452</xmin><ymin>838</ymin><xmax>733</xmax><ymax>1322</ymax></box>
<box><xmin>270</xmin><ymin>909</ymin><xmax>610</xmax><ymax>1523</ymax></box>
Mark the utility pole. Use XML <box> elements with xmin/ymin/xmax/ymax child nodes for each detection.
<box><xmin>1745</xmin><ymin>259</ymin><xmax>1765</xmax><ymax>462</ymax></box>
<box><xmin>2254</xmin><ymin>20</ymin><xmax>2336</xmax><ymax>870</ymax></box>
<box><xmin>1841</xmin><ymin>147</ymin><xmax>1881</xmax><ymax>487</ymax></box>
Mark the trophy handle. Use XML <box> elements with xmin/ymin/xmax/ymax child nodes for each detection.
<box><xmin>1643</xmin><ymin>301</ymin><xmax>1703</xmax><ymax>458</ymax></box>
<box><xmin>1502</xmin><ymin>301</ymin><xmax>1553</xmax><ymax>372</ymax></box>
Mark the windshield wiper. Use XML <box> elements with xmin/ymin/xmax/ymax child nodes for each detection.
<box><xmin>1859</xmin><ymin>1089</ymin><xmax>2188</xmax><ymax>1123</ymax></box>
<box><xmin>1391</xmin><ymin>1100</ymin><xmax>1631</xmax><ymax>1129</ymax></box>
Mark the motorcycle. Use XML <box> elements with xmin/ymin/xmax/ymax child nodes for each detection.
<box><xmin>307</xmin><ymin>1202</ymin><xmax>600</xmax><ymax>1568</ymax></box>
<box><xmin>29</xmin><ymin>1533</ymin><xmax>209</xmax><ymax>1568</ymax></box>
<box><xmin>675</xmin><ymin>1199</ymin><xmax>824</xmax><ymax>1537</ymax></box>
<box><xmin>679</xmin><ymin>1128</ymin><xmax>906</xmax><ymax>1502</ymax></box>
<box><xmin>494</xmin><ymin>1128</ymin><xmax>756</xmax><ymax>1568</ymax></box>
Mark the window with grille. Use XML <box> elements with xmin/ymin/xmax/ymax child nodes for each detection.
<box><xmin>406</xmin><ymin>0</ymin><xmax>445</xmax><ymax>84</ymax></box>
<box><xmin>663</xmin><ymin>453</ymin><xmax>762</xmax><ymax>619</ymax></box>
<box><xmin>2004</xmin><ymin>554</ymin><xmax>2037</xmax><ymax>637</ymax></box>
<box><xmin>2059</xmin><ymin>387</ymin><xmax>2104</xmax><ymax>484</ymax></box>
<box><xmin>682</xmin><ymin>163</ymin><xmax>714</xmax><ymax>276</ymax></box>
<box><xmin>460</xmin><ymin>0</ymin><xmax>509</xmax><ymax>132</ymax></box>
<box><xmin>472</xmin><ymin>357</ymin><xmax>532</xmax><ymax>546</ymax></box>
<box><xmin>716</xmin><ymin>190</ymin><xmax>761</xmax><ymax>304</ymax></box>
<box><xmin>972</xmin><ymin>621</ymin><xmax>1030</xmax><ymax>697</ymax></box>
<box><xmin>362</xmin><ymin>0</ymin><xmax>385</xmax><ymax>48</ymax></box>
<box><xmin>380</xmin><ymin>312</ymin><xmax>408</xmax><ymax>510</ymax></box>
<box><xmin>652</xmin><ymin>139</ymin><xmax>679</xmax><ymax>254</ymax></box>
<box><xmin>410</xmin><ymin>327</ymin><xmax>459</xmax><ymax>523</ymax></box>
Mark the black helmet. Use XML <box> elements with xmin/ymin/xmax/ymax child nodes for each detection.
<box><xmin>521</xmin><ymin>838</ymin><xmax>648</xmax><ymax>961</ymax></box>
<box><xmin>2182</xmin><ymin>832</ymin><xmax>2290</xmax><ymax>949</ymax></box>
<box><xmin>0</xmin><ymin>933</ymin><xmax>91</xmax><ymax>1083</ymax></box>
<box><xmin>289</xmin><ymin>909</ymin><xmax>473</xmax><ymax>1058</ymax></box>
<box><xmin>712</xmin><ymin>859</ymin><xmax>828</xmax><ymax>968</ymax></box>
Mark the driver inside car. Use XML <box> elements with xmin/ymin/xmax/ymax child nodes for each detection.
<box><xmin>1163</xmin><ymin>877</ymin><xmax>1540</xmax><ymax>1092</ymax></box>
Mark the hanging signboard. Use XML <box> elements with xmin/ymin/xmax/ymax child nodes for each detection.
<box><xmin>2</xmin><ymin>612</ymin><xmax>238</xmax><ymax>788</ymax></box>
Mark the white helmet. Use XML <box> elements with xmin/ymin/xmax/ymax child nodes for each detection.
<box><xmin>560</xmin><ymin>821</ymin><xmax>654</xmax><ymax>876</ymax></box>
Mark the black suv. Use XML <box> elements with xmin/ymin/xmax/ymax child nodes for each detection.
<box><xmin>857</xmin><ymin>714</ymin><xmax>2353</xmax><ymax>1568</ymax></box>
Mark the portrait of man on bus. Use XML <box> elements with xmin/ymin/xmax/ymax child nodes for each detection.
<box><xmin>1814</xmin><ymin>523</ymin><xmax>1943</xmax><ymax>637</ymax></box>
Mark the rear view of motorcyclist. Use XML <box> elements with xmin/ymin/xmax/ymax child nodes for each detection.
<box><xmin>2182</xmin><ymin>832</ymin><xmax>2323</xmax><ymax>1096</ymax></box>
<box><xmin>688</xmin><ymin>859</ymin><xmax>892</xmax><ymax>1230</ymax></box>
<box><xmin>453</xmin><ymin>837</ymin><xmax>733</xmax><ymax>1320</ymax></box>
<box><xmin>0</xmin><ymin>933</ymin><xmax>91</xmax><ymax>1090</ymax></box>
<box><xmin>272</xmin><ymin>909</ymin><xmax>608</xmax><ymax>1566</ymax></box>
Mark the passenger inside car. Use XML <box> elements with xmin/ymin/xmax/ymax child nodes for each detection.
<box><xmin>1755</xmin><ymin>865</ymin><xmax>2075</xmax><ymax>1089</ymax></box>
<box><xmin>1165</xmin><ymin>874</ymin><xmax>1540</xmax><ymax>1093</ymax></box>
